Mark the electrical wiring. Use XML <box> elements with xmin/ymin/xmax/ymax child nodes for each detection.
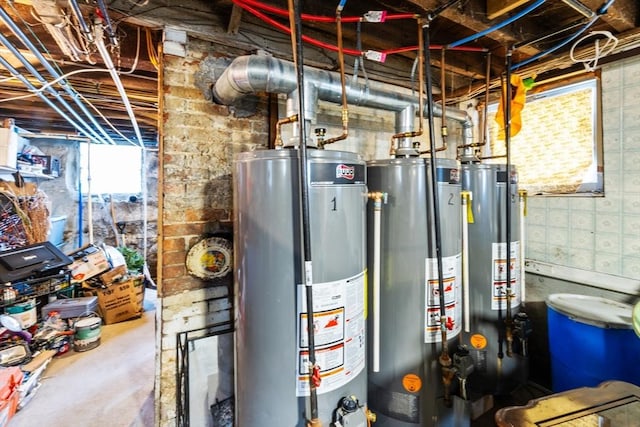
<box><xmin>120</xmin><ymin>26</ymin><xmax>141</xmax><ymax>74</ymax></box>
<box><xmin>145</xmin><ymin>28</ymin><xmax>159</xmax><ymax>70</ymax></box>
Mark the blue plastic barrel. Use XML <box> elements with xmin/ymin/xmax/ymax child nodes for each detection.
<box><xmin>546</xmin><ymin>293</ymin><xmax>640</xmax><ymax>392</ymax></box>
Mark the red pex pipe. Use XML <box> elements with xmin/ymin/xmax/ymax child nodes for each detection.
<box><xmin>235</xmin><ymin>0</ymin><xmax>415</xmax><ymax>23</ymax></box>
<box><xmin>232</xmin><ymin>0</ymin><xmax>488</xmax><ymax>55</ymax></box>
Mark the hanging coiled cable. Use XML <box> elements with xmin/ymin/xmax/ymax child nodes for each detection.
<box><xmin>511</xmin><ymin>0</ymin><xmax>616</xmax><ymax>70</ymax></box>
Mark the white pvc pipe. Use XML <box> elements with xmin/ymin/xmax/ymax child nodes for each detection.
<box><xmin>519</xmin><ymin>192</ymin><xmax>526</xmax><ymax>304</ymax></box>
<box><xmin>94</xmin><ymin>22</ymin><xmax>145</xmax><ymax>147</ymax></box>
<box><xmin>87</xmin><ymin>140</ymin><xmax>94</xmax><ymax>245</ymax></box>
<box><xmin>461</xmin><ymin>192</ymin><xmax>470</xmax><ymax>333</ymax></box>
<box><xmin>372</xmin><ymin>199</ymin><xmax>382</xmax><ymax>373</ymax></box>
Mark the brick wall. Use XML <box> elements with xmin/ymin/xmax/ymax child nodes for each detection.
<box><xmin>158</xmin><ymin>37</ymin><xmax>269</xmax><ymax>426</ymax></box>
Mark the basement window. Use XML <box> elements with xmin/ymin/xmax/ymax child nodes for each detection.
<box><xmin>486</xmin><ymin>77</ymin><xmax>603</xmax><ymax>195</ymax></box>
<box><xmin>79</xmin><ymin>143</ymin><xmax>142</xmax><ymax>195</ymax></box>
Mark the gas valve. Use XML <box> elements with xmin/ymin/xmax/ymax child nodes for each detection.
<box><xmin>453</xmin><ymin>345</ymin><xmax>475</xmax><ymax>379</ymax></box>
<box><xmin>333</xmin><ymin>396</ymin><xmax>369</xmax><ymax>427</ymax></box>
<box><xmin>513</xmin><ymin>312</ymin><xmax>533</xmax><ymax>356</ymax></box>
<box><xmin>453</xmin><ymin>345</ymin><xmax>475</xmax><ymax>400</ymax></box>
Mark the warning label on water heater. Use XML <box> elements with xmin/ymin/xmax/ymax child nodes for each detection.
<box><xmin>424</xmin><ymin>254</ymin><xmax>462</xmax><ymax>343</ymax></box>
<box><xmin>491</xmin><ymin>242</ymin><xmax>521</xmax><ymax>310</ymax></box>
<box><xmin>296</xmin><ymin>271</ymin><xmax>366</xmax><ymax>397</ymax></box>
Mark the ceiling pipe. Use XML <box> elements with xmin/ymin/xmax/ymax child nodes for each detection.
<box><xmin>0</xmin><ymin>34</ymin><xmax>109</xmax><ymax>144</ymax></box>
<box><xmin>94</xmin><ymin>17</ymin><xmax>145</xmax><ymax>147</ymax></box>
<box><xmin>68</xmin><ymin>0</ymin><xmax>95</xmax><ymax>43</ymax></box>
<box><xmin>560</xmin><ymin>0</ymin><xmax>595</xmax><ymax>18</ymax></box>
<box><xmin>212</xmin><ymin>54</ymin><xmax>474</xmax><ymax>148</ymax></box>
<box><xmin>448</xmin><ymin>0</ymin><xmax>546</xmax><ymax>48</ymax></box>
<box><xmin>0</xmin><ymin>54</ymin><xmax>104</xmax><ymax>143</ymax></box>
<box><xmin>0</xmin><ymin>5</ymin><xmax>116</xmax><ymax>144</ymax></box>
<box><xmin>95</xmin><ymin>0</ymin><xmax>118</xmax><ymax>47</ymax></box>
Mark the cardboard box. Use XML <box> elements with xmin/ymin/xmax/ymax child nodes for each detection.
<box><xmin>68</xmin><ymin>245</ymin><xmax>111</xmax><ymax>283</ymax></box>
<box><xmin>99</xmin><ymin>264</ymin><xmax>127</xmax><ymax>286</ymax></box>
<box><xmin>91</xmin><ymin>275</ymin><xmax>144</xmax><ymax>325</ymax></box>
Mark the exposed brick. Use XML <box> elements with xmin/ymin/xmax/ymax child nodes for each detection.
<box><xmin>163</xmin><ymin>222</ymin><xmax>206</xmax><ymax>237</ymax></box>
<box><xmin>162</xmin><ymin>264</ymin><xmax>185</xmax><ymax>279</ymax></box>
<box><xmin>163</xmin><ymin>250</ymin><xmax>186</xmax><ymax>266</ymax></box>
<box><xmin>164</xmin><ymin>85</ymin><xmax>204</xmax><ymax>100</ymax></box>
<box><xmin>162</xmin><ymin>237</ymin><xmax>185</xmax><ymax>252</ymax></box>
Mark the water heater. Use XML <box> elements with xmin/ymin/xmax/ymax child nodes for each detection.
<box><xmin>234</xmin><ymin>149</ymin><xmax>368</xmax><ymax>426</ymax></box>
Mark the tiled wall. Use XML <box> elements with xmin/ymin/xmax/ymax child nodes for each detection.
<box><xmin>526</xmin><ymin>55</ymin><xmax>640</xmax><ymax>280</ymax></box>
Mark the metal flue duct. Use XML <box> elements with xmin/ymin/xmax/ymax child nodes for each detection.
<box><xmin>211</xmin><ymin>53</ymin><xmax>474</xmax><ymax>150</ymax></box>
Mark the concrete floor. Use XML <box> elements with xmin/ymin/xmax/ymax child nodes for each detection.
<box><xmin>8</xmin><ymin>290</ymin><xmax>156</xmax><ymax>427</ymax></box>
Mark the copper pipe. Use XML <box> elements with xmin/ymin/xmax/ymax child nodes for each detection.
<box><xmin>457</xmin><ymin>52</ymin><xmax>492</xmax><ymax>156</ymax></box>
<box><xmin>420</xmin><ymin>46</ymin><xmax>448</xmax><ymax>155</ymax></box>
<box><xmin>390</xmin><ymin>19</ymin><xmax>424</xmax><ymax>151</ymax></box>
<box><xmin>321</xmin><ymin>8</ymin><xmax>348</xmax><ymax>146</ymax></box>
<box><xmin>274</xmin><ymin>114</ymin><xmax>298</xmax><ymax>148</ymax></box>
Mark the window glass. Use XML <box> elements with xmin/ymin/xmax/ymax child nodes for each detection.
<box><xmin>79</xmin><ymin>143</ymin><xmax>142</xmax><ymax>194</ymax></box>
<box><xmin>487</xmin><ymin>78</ymin><xmax>603</xmax><ymax>195</ymax></box>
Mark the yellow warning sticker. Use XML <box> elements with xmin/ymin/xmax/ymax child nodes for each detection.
<box><xmin>470</xmin><ymin>334</ymin><xmax>487</xmax><ymax>349</ymax></box>
<box><xmin>402</xmin><ymin>373</ymin><xmax>422</xmax><ymax>393</ymax></box>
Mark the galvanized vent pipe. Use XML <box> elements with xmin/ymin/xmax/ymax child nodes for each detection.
<box><xmin>212</xmin><ymin>54</ymin><xmax>474</xmax><ymax>149</ymax></box>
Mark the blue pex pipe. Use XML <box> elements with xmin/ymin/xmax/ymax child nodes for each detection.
<box><xmin>448</xmin><ymin>0</ymin><xmax>546</xmax><ymax>48</ymax></box>
<box><xmin>511</xmin><ymin>0</ymin><xmax>616</xmax><ymax>70</ymax></box>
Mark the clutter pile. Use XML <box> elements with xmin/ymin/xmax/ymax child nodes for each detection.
<box><xmin>0</xmin><ymin>241</ymin><xmax>145</xmax><ymax>425</ymax></box>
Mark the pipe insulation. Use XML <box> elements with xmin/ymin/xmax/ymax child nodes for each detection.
<box><xmin>211</xmin><ymin>54</ymin><xmax>474</xmax><ymax>145</ymax></box>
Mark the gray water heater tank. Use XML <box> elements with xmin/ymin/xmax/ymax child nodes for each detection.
<box><xmin>233</xmin><ymin>148</ymin><xmax>368</xmax><ymax>426</ymax></box>
<box><xmin>366</xmin><ymin>157</ymin><xmax>463</xmax><ymax>426</ymax></box>
<box><xmin>460</xmin><ymin>163</ymin><xmax>528</xmax><ymax>397</ymax></box>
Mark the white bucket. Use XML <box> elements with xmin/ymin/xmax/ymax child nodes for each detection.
<box><xmin>5</xmin><ymin>299</ymin><xmax>37</xmax><ymax>329</ymax></box>
<box><xmin>73</xmin><ymin>315</ymin><xmax>102</xmax><ymax>352</ymax></box>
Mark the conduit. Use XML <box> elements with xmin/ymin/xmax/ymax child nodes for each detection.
<box><xmin>212</xmin><ymin>54</ymin><xmax>475</xmax><ymax>145</ymax></box>
<box><xmin>94</xmin><ymin>18</ymin><xmax>145</xmax><ymax>147</ymax></box>
<box><xmin>0</xmin><ymin>5</ymin><xmax>116</xmax><ymax>145</ymax></box>
<box><xmin>287</xmin><ymin>0</ymin><xmax>319</xmax><ymax>423</ymax></box>
<box><xmin>423</xmin><ymin>18</ymin><xmax>454</xmax><ymax>407</ymax></box>
<box><xmin>68</xmin><ymin>0</ymin><xmax>94</xmax><ymax>43</ymax></box>
<box><xmin>504</xmin><ymin>49</ymin><xmax>514</xmax><ymax>358</ymax></box>
<box><xmin>0</xmin><ymin>54</ymin><xmax>104</xmax><ymax>143</ymax></box>
<box><xmin>95</xmin><ymin>0</ymin><xmax>118</xmax><ymax>47</ymax></box>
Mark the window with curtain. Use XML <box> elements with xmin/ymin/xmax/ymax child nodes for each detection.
<box><xmin>486</xmin><ymin>77</ymin><xmax>603</xmax><ymax>195</ymax></box>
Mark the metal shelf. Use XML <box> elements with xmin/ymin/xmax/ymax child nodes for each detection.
<box><xmin>0</xmin><ymin>164</ymin><xmax>55</xmax><ymax>180</ymax></box>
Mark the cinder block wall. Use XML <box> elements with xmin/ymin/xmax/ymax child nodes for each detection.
<box><xmin>158</xmin><ymin>37</ymin><xmax>269</xmax><ymax>426</ymax></box>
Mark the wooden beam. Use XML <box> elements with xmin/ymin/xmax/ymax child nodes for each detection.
<box><xmin>406</xmin><ymin>0</ymin><xmax>542</xmax><ymax>56</ymax></box>
<box><xmin>486</xmin><ymin>0</ymin><xmax>532</xmax><ymax>20</ymax></box>
<box><xmin>227</xmin><ymin>4</ymin><xmax>243</xmax><ymax>35</ymax></box>
<box><xmin>581</xmin><ymin>0</ymin><xmax>638</xmax><ymax>32</ymax></box>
